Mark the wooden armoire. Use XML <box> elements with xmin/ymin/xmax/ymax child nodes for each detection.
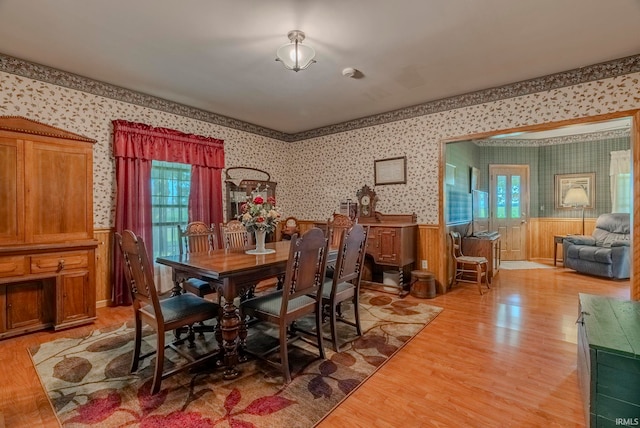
<box><xmin>0</xmin><ymin>116</ymin><xmax>98</xmax><ymax>339</ymax></box>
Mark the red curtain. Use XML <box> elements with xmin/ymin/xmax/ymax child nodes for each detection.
<box><xmin>112</xmin><ymin>120</ymin><xmax>224</xmax><ymax>306</ymax></box>
<box><xmin>189</xmin><ymin>165</ymin><xmax>224</xmax><ymax>243</ymax></box>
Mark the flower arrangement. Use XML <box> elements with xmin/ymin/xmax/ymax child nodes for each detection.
<box><xmin>238</xmin><ymin>188</ymin><xmax>282</xmax><ymax>233</ymax></box>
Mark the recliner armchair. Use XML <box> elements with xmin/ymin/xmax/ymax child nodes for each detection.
<box><xmin>563</xmin><ymin>213</ymin><xmax>630</xmax><ymax>279</ymax></box>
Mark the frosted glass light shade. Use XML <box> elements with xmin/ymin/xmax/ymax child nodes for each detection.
<box><xmin>275</xmin><ymin>30</ymin><xmax>316</xmax><ymax>72</ymax></box>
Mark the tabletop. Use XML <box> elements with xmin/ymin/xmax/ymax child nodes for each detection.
<box><xmin>156</xmin><ymin>240</ymin><xmax>292</xmax><ymax>280</ymax></box>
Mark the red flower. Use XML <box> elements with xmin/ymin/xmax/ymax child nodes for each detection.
<box><xmin>240</xmin><ymin>203</ymin><xmax>248</xmax><ymax>212</ymax></box>
<box><xmin>253</xmin><ymin>196</ymin><xmax>264</xmax><ymax>204</ymax></box>
<box><xmin>256</xmin><ymin>217</ymin><xmax>265</xmax><ymax>223</ymax></box>
<box><xmin>267</xmin><ymin>196</ymin><xmax>276</xmax><ymax>205</ymax></box>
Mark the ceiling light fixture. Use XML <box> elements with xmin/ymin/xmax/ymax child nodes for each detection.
<box><xmin>275</xmin><ymin>30</ymin><xmax>316</xmax><ymax>72</ymax></box>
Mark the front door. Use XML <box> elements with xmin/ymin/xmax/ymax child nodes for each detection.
<box><xmin>489</xmin><ymin>165</ymin><xmax>529</xmax><ymax>261</ymax></box>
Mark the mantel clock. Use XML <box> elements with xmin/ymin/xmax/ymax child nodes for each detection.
<box><xmin>356</xmin><ymin>185</ymin><xmax>377</xmax><ymax>218</ymax></box>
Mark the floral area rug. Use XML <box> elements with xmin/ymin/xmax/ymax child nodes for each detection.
<box><xmin>29</xmin><ymin>291</ymin><xmax>441</xmax><ymax>427</ymax></box>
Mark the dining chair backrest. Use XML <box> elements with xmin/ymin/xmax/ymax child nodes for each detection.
<box><xmin>116</xmin><ymin>230</ymin><xmax>163</xmax><ymax>323</ymax></box>
<box><xmin>327</xmin><ymin>213</ymin><xmax>354</xmax><ymax>248</ymax></box>
<box><xmin>331</xmin><ymin>224</ymin><xmax>369</xmax><ymax>292</ymax></box>
<box><xmin>178</xmin><ymin>221</ymin><xmax>219</xmax><ymax>255</ymax></box>
<box><xmin>220</xmin><ymin>220</ymin><xmax>250</xmax><ymax>249</ymax></box>
<box><xmin>279</xmin><ymin>227</ymin><xmax>329</xmax><ymax>316</ymax></box>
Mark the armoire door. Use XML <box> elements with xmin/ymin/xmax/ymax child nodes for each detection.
<box><xmin>0</xmin><ymin>137</ymin><xmax>24</xmax><ymax>245</ymax></box>
<box><xmin>24</xmin><ymin>139</ymin><xmax>94</xmax><ymax>243</ymax></box>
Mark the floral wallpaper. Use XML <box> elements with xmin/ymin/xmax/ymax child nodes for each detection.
<box><xmin>0</xmin><ymin>71</ymin><xmax>289</xmax><ymax>228</ymax></box>
<box><xmin>291</xmin><ymin>72</ymin><xmax>640</xmax><ymax>223</ymax></box>
<box><xmin>1</xmin><ymin>54</ymin><xmax>639</xmax><ymax>226</ymax></box>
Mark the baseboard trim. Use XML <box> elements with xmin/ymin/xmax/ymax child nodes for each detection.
<box><xmin>96</xmin><ymin>299</ymin><xmax>112</xmax><ymax>308</ymax></box>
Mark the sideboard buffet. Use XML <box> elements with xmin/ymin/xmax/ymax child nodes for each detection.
<box><xmin>359</xmin><ymin>212</ymin><xmax>418</xmax><ymax>296</ymax></box>
<box><xmin>0</xmin><ymin>117</ymin><xmax>97</xmax><ymax>339</ymax></box>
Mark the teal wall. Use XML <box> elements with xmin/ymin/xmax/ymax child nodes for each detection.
<box><xmin>446</xmin><ymin>135</ymin><xmax>630</xmax><ymax>224</ymax></box>
<box><xmin>536</xmin><ymin>137</ymin><xmax>629</xmax><ymax>218</ymax></box>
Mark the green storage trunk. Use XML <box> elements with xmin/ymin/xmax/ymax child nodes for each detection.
<box><xmin>578</xmin><ymin>294</ymin><xmax>640</xmax><ymax>427</ymax></box>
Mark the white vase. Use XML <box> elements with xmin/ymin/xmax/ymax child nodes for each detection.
<box><xmin>255</xmin><ymin>229</ymin><xmax>266</xmax><ymax>253</ymax></box>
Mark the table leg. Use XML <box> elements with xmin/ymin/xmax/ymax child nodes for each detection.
<box><xmin>170</xmin><ymin>270</ymin><xmax>184</xmax><ymax>297</ymax></box>
<box><xmin>218</xmin><ymin>281</ymin><xmax>243</xmax><ymax>379</ymax></box>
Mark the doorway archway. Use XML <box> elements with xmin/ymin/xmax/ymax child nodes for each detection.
<box><xmin>439</xmin><ymin>110</ymin><xmax>639</xmax><ymax>300</ymax></box>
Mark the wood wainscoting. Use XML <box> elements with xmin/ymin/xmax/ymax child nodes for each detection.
<box><xmin>91</xmin><ymin>218</ymin><xmax>598</xmax><ymax>305</ymax></box>
<box><xmin>94</xmin><ymin>229</ymin><xmax>113</xmax><ymax>307</ymax></box>
<box><xmin>527</xmin><ymin>217</ymin><xmax>597</xmax><ymax>261</ymax></box>
<box><xmin>417</xmin><ymin>224</ymin><xmax>445</xmax><ymax>294</ymax></box>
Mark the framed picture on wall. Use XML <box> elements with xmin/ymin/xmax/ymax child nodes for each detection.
<box><xmin>375</xmin><ymin>156</ymin><xmax>407</xmax><ymax>185</ymax></box>
<box><xmin>554</xmin><ymin>172</ymin><xmax>595</xmax><ymax>209</ymax></box>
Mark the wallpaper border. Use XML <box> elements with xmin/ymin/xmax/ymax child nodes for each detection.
<box><xmin>475</xmin><ymin>128</ymin><xmax>632</xmax><ymax>147</ymax></box>
<box><xmin>1</xmin><ymin>52</ymin><xmax>639</xmax><ymax>142</ymax></box>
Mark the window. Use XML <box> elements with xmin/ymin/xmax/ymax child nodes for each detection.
<box><xmin>613</xmin><ymin>173</ymin><xmax>631</xmax><ymax>213</ymax></box>
<box><xmin>151</xmin><ymin>160</ymin><xmax>191</xmax><ymax>257</ymax></box>
<box><xmin>610</xmin><ymin>150</ymin><xmax>631</xmax><ymax>214</ymax></box>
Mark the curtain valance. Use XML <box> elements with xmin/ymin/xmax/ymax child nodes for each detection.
<box><xmin>112</xmin><ymin>120</ymin><xmax>224</xmax><ymax>168</ymax></box>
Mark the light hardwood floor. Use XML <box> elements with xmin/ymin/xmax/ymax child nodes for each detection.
<box><xmin>0</xmin><ymin>263</ymin><xmax>630</xmax><ymax>427</ymax></box>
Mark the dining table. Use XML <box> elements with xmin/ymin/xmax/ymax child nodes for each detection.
<box><xmin>156</xmin><ymin>239</ymin><xmax>336</xmax><ymax>379</ymax></box>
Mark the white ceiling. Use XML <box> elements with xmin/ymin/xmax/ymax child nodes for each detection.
<box><xmin>0</xmin><ymin>0</ymin><xmax>639</xmax><ymax>134</ymax></box>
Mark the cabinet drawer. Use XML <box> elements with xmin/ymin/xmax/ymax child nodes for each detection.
<box><xmin>0</xmin><ymin>256</ymin><xmax>27</xmax><ymax>278</ymax></box>
<box><xmin>31</xmin><ymin>251</ymin><xmax>89</xmax><ymax>274</ymax></box>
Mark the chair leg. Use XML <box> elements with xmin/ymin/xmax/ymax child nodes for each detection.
<box><xmin>316</xmin><ymin>305</ymin><xmax>326</xmax><ymax>359</ymax></box>
<box><xmin>186</xmin><ymin>325</ymin><xmax>196</xmax><ymax>348</ymax></box>
<box><xmin>280</xmin><ymin>325</ymin><xmax>291</xmax><ymax>384</ymax></box>
<box><xmin>451</xmin><ymin>265</ymin><xmax>459</xmax><ymax>289</ymax></box>
<box><xmin>353</xmin><ymin>294</ymin><xmax>362</xmax><ymax>337</ymax></box>
<box><xmin>151</xmin><ymin>331</ymin><xmax>165</xmax><ymax>394</ymax></box>
<box><xmin>484</xmin><ymin>263</ymin><xmax>491</xmax><ymax>289</ymax></box>
<box><xmin>329</xmin><ymin>302</ymin><xmax>340</xmax><ymax>352</ymax></box>
<box><xmin>131</xmin><ymin>316</ymin><xmax>142</xmax><ymax>372</ymax></box>
<box><xmin>476</xmin><ymin>264</ymin><xmax>483</xmax><ymax>295</ymax></box>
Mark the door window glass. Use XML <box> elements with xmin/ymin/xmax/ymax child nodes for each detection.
<box><xmin>496</xmin><ymin>175</ymin><xmax>507</xmax><ymax>219</ymax></box>
<box><xmin>511</xmin><ymin>175</ymin><xmax>521</xmax><ymax>218</ymax></box>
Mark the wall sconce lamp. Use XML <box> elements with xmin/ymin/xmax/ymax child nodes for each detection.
<box><xmin>563</xmin><ymin>185</ymin><xmax>590</xmax><ymax>234</ymax></box>
<box><xmin>275</xmin><ymin>30</ymin><xmax>316</xmax><ymax>72</ymax></box>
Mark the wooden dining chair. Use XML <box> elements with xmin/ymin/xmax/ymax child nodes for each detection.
<box><xmin>449</xmin><ymin>231</ymin><xmax>490</xmax><ymax>295</ymax></box>
<box><xmin>177</xmin><ymin>222</ymin><xmax>219</xmax><ymax>299</ymax></box>
<box><xmin>115</xmin><ymin>230</ymin><xmax>221</xmax><ymax>394</ymax></box>
<box><xmin>327</xmin><ymin>213</ymin><xmax>354</xmax><ymax>248</ymax></box>
<box><xmin>220</xmin><ymin>219</ymin><xmax>250</xmax><ymax>250</ymax></box>
<box><xmin>319</xmin><ymin>223</ymin><xmax>369</xmax><ymax>352</ymax></box>
<box><xmin>240</xmin><ymin>227</ymin><xmax>329</xmax><ymax>383</ymax></box>
<box><xmin>325</xmin><ymin>212</ymin><xmax>355</xmax><ymax>278</ymax></box>
<box><xmin>220</xmin><ymin>219</ymin><xmax>262</xmax><ymax>299</ymax></box>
